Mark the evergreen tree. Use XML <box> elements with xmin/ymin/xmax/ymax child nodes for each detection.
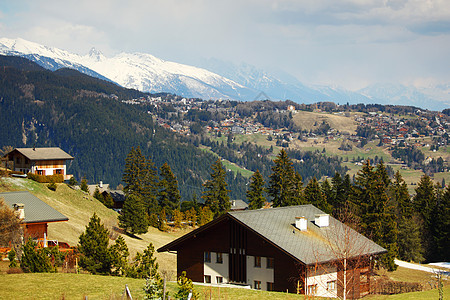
<box><xmin>320</xmin><ymin>178</ymin><xmax>333</xmax><ymax>207</ymax></box>
<box><xmin>247</xmin><ymin>170</ymin><xmax>266</xmax><ymax>210</ymax></box>
<box><xmin>122</xmin><ymin>146</ymin><xmax>159</xmax><ymax>215</ymax></box>
<box><xmin>413</xmin><ymin>175</ymin><xmax>436</xmax><ymax>260</ymax></box>
<box><xmin>80</xmin><ymin>176</ymin><xmax>89</xmax><ymax>193</ymax></box>
<box><xmin>110</xmin><ymin>235</ymin><xmax>129</xmax><ymax>276</ymax></box>
<box><xmin>202</xmin><ymin>159</ymin><xmax>230</xmax><ymax>216</ymax></box>
<box><xmin>198</xmin><ymin>206</ymin><xmax>213</xmax><ymax>226</ymax></box>
<box><xmin>127</xmin><ymin>243</ymin><xmax>161</xmax><ymax>281</ymax></box>
<box><xmin>172</xmin><ymin>209</ymin><xmax>183</xmax><ymax>229</ymax></box>
<box><xmin>158</xmin><ymin>162</ymin><xmax>181</xmax><ymax>211</ymax></box>
<box><xmin>175</xmin><ymin>271</ymin><xmax>199</xmax><ymax>300</ymax></box>
<box><xmin>304</xmin><ymin>177</ymin><xmax>331</xmax><ymax>213</ymax></box>
<box><xmin>78</xmin><ymin>213</ymin><xmax>112</xmax><ymax>274</ymax></box>
<box><xmin>119</xmin><ymin>194</ymin><xmax>149</xmax><ymax>235</ymax></box>
<box><xmin>268</xmin><ymin>149</ymin><xmax>301</xmax><ymax>207</ymax></box>
<box><xmin>352</xmin><ymin>160</ymin><xmax>398</xmax><ymax>271</ymax></box>
<box><xmin>20</xmin><ymin>238</ymin><xmax>54</xmax><ymax>273</ymax></box>
<box><xmin>390</xmin><ymin>171</ymin><xmax>423</xmax><ymax>262</ymax></box>
<box><xmin>429</xmin><ymin>185</ymin><xmax>450</xmax><ymax>261</ymax></box>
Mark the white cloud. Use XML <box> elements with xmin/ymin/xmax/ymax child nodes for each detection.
<box><xmin>0</xmin><ymin>0</ymin><xmax>449</xmax><ymax>90</ymax></box>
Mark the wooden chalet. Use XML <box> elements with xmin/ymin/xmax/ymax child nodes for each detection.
<box><xmin>4</xmin><ymin>147</ymin><xmax>74</xmax><ymax>180</ymax></box>
<box><xmin>158</xmin><ymin>205</ymin><xmax>386</xmax><ymax>299</ymax></box>
<box><xmin>0</xmin><ymin>191</ymin><xmax>68</xmax><ymax>241</ymax></box>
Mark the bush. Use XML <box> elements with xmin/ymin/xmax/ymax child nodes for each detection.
<box><xmin>27</xmin><ymin>173</ymin><xmax>64</xmax><ymax>183</ymax></box>
<box><xmin>47</xmin><ymin>182</ymin><xmax>57</xmax><ymax>191</ymax></box>
<box><xmin>374</xmin><ymin>278</ymin><xmax>423</xmax><ymax>294</ymax></box>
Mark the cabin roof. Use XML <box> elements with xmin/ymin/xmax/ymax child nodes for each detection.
<box><xmin>0</xmin><ymin>191</ymin><xmax>68</xmax><ymax>224</ymax></box>
<box><xmin>158</xmin><ymin>204</ymin><xmax>386</xmax><ymax>265</ymax></box>
<box><xmin>7</xmin><ymin>147</ymin><xmax>73</xmax><ymax>161</ymax></box>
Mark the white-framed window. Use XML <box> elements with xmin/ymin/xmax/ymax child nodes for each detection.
<box><xmin>216</xmin><ymin>276</ymin><xmax>223</xmax><ymax>284</ymax></box>
<box><xmin>204</xmin><ymin>275</ymin><xmax>211</xmax><ymax>283</ymax></box>
<box><xmin>307</xmin><ymin>284</ymin><xmax>318</xmax><ymax>295</ymax></box>
<box><xmin>204</xmin><ymin>251</ymin><xmax>211</xmax><ymax>263</ymax></box>
<box><xmin>254</xmin><ymin>280</ymin><xmax>261</xmax><ymax>290</ymax></box>
<box><xmin>327</xmin><ymin>280</ymin><xmax>336</xmax><ymax>291</ymax></box>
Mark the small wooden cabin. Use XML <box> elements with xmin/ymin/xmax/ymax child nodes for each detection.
<box><xmin>158</xmin><ymin>205</ymin><xmax>386</xmax><ymax>299</ymax></box>
<box><xmin>5</xmin><ymin>147</ymin><xmax>74</xmax><ymax>180</ymax></box>
<box><xmin>0</xmin><ymin>191</ymin><xmax>68</xmax><ymax>240</ymax></box>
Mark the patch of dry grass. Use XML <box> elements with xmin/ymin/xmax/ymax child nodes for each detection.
<box><xmin>292</xmin><ymin>111</ymin><xmax>357</xmax><ymax>134</ymax></box>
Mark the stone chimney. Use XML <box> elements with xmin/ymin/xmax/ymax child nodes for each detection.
<box><xmin>13</xmin><ymin>203</ymin><xmax>25</xmax><ymax>219</ymax></box>
<box><xmin>295</xmin><ymin>216</ymin><xmax>307</xmax><ymax>231</ymax></box>
<box><xmin>315</xmin><ymin>214</ymin><xmax>329</xmax><ymax>227</ymax></box>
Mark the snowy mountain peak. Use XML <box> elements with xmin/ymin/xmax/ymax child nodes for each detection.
<box><xmin>88</xmin><ymin>47</ymin><xmax>105</xmax><ymax>62</ymax></box>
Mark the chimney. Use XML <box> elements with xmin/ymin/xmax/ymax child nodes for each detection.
<box><xmin>315</xmin><ymin>214</ymin><xmax>329</xmax><ymax>227</ymax></box>
<box><xmin>295</xmin><ymin>216</ymin><xmax>307</xmax><ymax>231</ymax></box>
<box><xmin>232</xmin><ymin>200</ymin><xmax>236</xmax><ymax>206</ymax></box>
<box><xmin>99</xmin><ymin>181</ymin><xmax>103</xmax><ymax>188</ymax></box>
<box><xmin>13</xmin><ymin>203</ymin><xmax>25</xmax><ymax>219</ymax></box>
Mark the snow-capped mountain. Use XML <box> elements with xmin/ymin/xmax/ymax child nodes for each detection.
<box><xmin>358</xmin><ymin>83</ymin><xmax>450</xmax><ymax>111</ymax></box>
<box><xmin>0</xmin><ymin>38</ymin><xmax>448</xmax><ymax>110</ymax></box>
<box><xmin>0</xmin><ymin>38</ymin><xmax>256</xmax><ymax>100</ymax></box>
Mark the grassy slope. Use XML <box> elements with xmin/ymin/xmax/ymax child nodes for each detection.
<box><xmin>0</xmin><ymin>177</ymin><xmax>189</xmax><ymax>275</ymax></box>
<box><xmin>0</xmin><ymin>272</ymin><xmax>448</xmax><ymax>300</ymax></box>
<box><xmin>292</xmin><ymin>111</ymin><xmax>358</xmax><ymax>134</ymax></box>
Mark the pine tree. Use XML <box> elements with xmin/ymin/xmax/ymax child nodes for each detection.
<box><xmin>247</xmin><ymin>170</ymin><xmax>266</xmax><ymax>210</ymax></box>
<box><xmin>175</xmin><ymin>271</ymin><xmax>199</xmax><ymax>300</ymax></box>
<box><xmin>353</xmin><ymin>160</ymin><xmax>398</xmax><ymax>271</ymax></box>
<box><xmin>202</xmin><ymin>159</ymin><xmax>230</xmax><ymax>216</ymax></box>
<box><xmin>320</xmin><ymin>178</ymin><xmax>333</xmax><ymax>207</ymax></box>
<box><xmin>20</xmin><ymin>238</ymin><xmax>54</xmax><ymax>273</ymax></box>
<box><xmin>304</xmin><ymin>177</ymin><xmax>331</xmax><ymax>213</ymax></box>
<box><xmin>110</xmin><ymin>235</ymin><xmax>129</xmax><ymax>276</ymax></box>
<box><xmin>122</xmin><ymin>146</ymin><xmax>159</xmax><ymax>215</ymax></box>
<box><xmin>390</xmin><ymin>171</ymin><xmax>423</xmax><ymax>262</ymax></box>
<box><xmin>80</xmin><ymin>176</ymin><xmax>89</xmax><ymax>193</ymax></box>
<box><xmin>268</xmin><ymin>149</ymin><xmax>301</xmax><ymax>207</ymax></box>
<box><xmin>172</xmin><ymin>209</ymin><xmax>183</xmax><ymax>228</ymax></box>
<box><xmin>429</xmin><ymin>185</ymin><xmax>450</xmax><ymax>261</ymax></box>
<box><xmin>158</xmin><ymin>162</ymin><xmax>181</xmax><ymax>211</ymax></box>
<box><xmin>127</xmin><ymin>243</ymin><xmax>161</xmax><ymax>280</ymax></box>
<box><xmin>78</xmin><ymin>213</ymin><xmax>112</xmax><ymax>274</ymax></box>
<box><xmin>119</xmin><ymin>194</ymin><xmax>149</xmax><ymax>235</ymax></box>
<box><xmin>198</xmin><ymin>206</ymin><xmax>213</xmax><ymax>226</ymax></box>
<box><xmin>413</xmin><ymin>175</ymin><xmax>436</xmax><ymax>261</ymax></box>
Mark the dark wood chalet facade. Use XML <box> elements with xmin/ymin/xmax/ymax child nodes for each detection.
<box><xmin>158</xmin><ymin>205</ymin><xmax>386</xmax><ymax>299</ymax></box>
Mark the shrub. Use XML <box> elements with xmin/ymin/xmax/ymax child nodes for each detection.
<box><xmin>47</xmin><ymin>182</ymin><xmax>57</xmax><ymax>191</ymax></box>
<box><xmin>374</xmin><ymin>278</ymin><xmax>423</xmax><ymax>294</ymax></box>
<box><xmin>27</xmin><ymin>173</ymin><xmax>64</xmax><ymax>183</ymax></box>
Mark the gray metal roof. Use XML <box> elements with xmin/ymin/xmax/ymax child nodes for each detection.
<box><xmin>229</xmin><ymin>205</ymin><xmax>386</xmax><ymax>265</ymax></box>
<box><xmin>9</xmin><ymin>148</ymin><xmax>74</xmax><ymax>160</ymax></box>
<box><xmin>0</xmin><ymin>191</ymin><xmax>68</xmax><ymax>224</ymax></box>
<box><xmin>230</xmin><ymin>199</ymin><xmax>248</xmax><ymax>210</ymax></box>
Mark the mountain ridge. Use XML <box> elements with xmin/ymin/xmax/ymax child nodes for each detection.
<box><xmin>1</xmin><ymin>37</ymin><xmax>448</xmax><ymax>111</ymax></box>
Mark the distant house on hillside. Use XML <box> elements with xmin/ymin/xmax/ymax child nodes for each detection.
<box><xmin>230</xmin><ymin>199</ymin><xmax>248</xmax><ymax>211</ymax></box>
<box><xmin>4</xmin><ymin>147</ymin><xmax>74</xmax><ymax>180</ymax></box>
<box><xmin>0</xmin><ymin>191</ymin><xmax>68</xmax><ymax>242</ymax></box>
<box><xmin>158</xmin><ymin>205</ymin><xmax>386</xmax><ymax>299</ymax></box>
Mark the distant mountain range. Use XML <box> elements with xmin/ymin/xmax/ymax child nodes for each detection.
<box><xmin>0</xmin><ymin>38</ymin><xmax>448</xmax><ymax>111</ymax></box>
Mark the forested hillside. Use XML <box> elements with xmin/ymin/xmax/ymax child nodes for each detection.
<box><xmin>0</xmin><ymin>56</ymin><xmax>236</xmax><ymax>199</ymax></box>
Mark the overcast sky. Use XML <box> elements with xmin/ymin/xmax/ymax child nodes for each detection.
<box><xmin>1</xmin><ymin>0</ymin><xmax>449</xmax><ymax>90</ymax></box>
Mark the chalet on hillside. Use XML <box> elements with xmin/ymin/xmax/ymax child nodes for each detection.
<box><xmin>0</xmin><ymin>191</ymin><xmax>68</xmax><ymax>242</ymax></box>
<box><xmin>158</xmin><ymin>205</ymin><xmax>386</xmax><ymax>299</ymax></box>
<box><xmin>4</xmin><ymin>147</ymin><xmax>74</xmax><ymax>180</ymax></box>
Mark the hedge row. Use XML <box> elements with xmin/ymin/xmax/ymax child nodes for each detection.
<box><xmin>374</xmin><ymin>279</ymin><xmax>423</xmax><ymax>295</ymax></box>
<box><xmin>27</xmin><ymin>173</ymin><xmax>64</xmax><ymax>183</ymax></box>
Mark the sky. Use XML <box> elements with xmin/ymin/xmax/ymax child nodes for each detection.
<box><xmin>1</xmin><ymin>0</ymin><xmax>450</xmax><ymax>90</ymax></box>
